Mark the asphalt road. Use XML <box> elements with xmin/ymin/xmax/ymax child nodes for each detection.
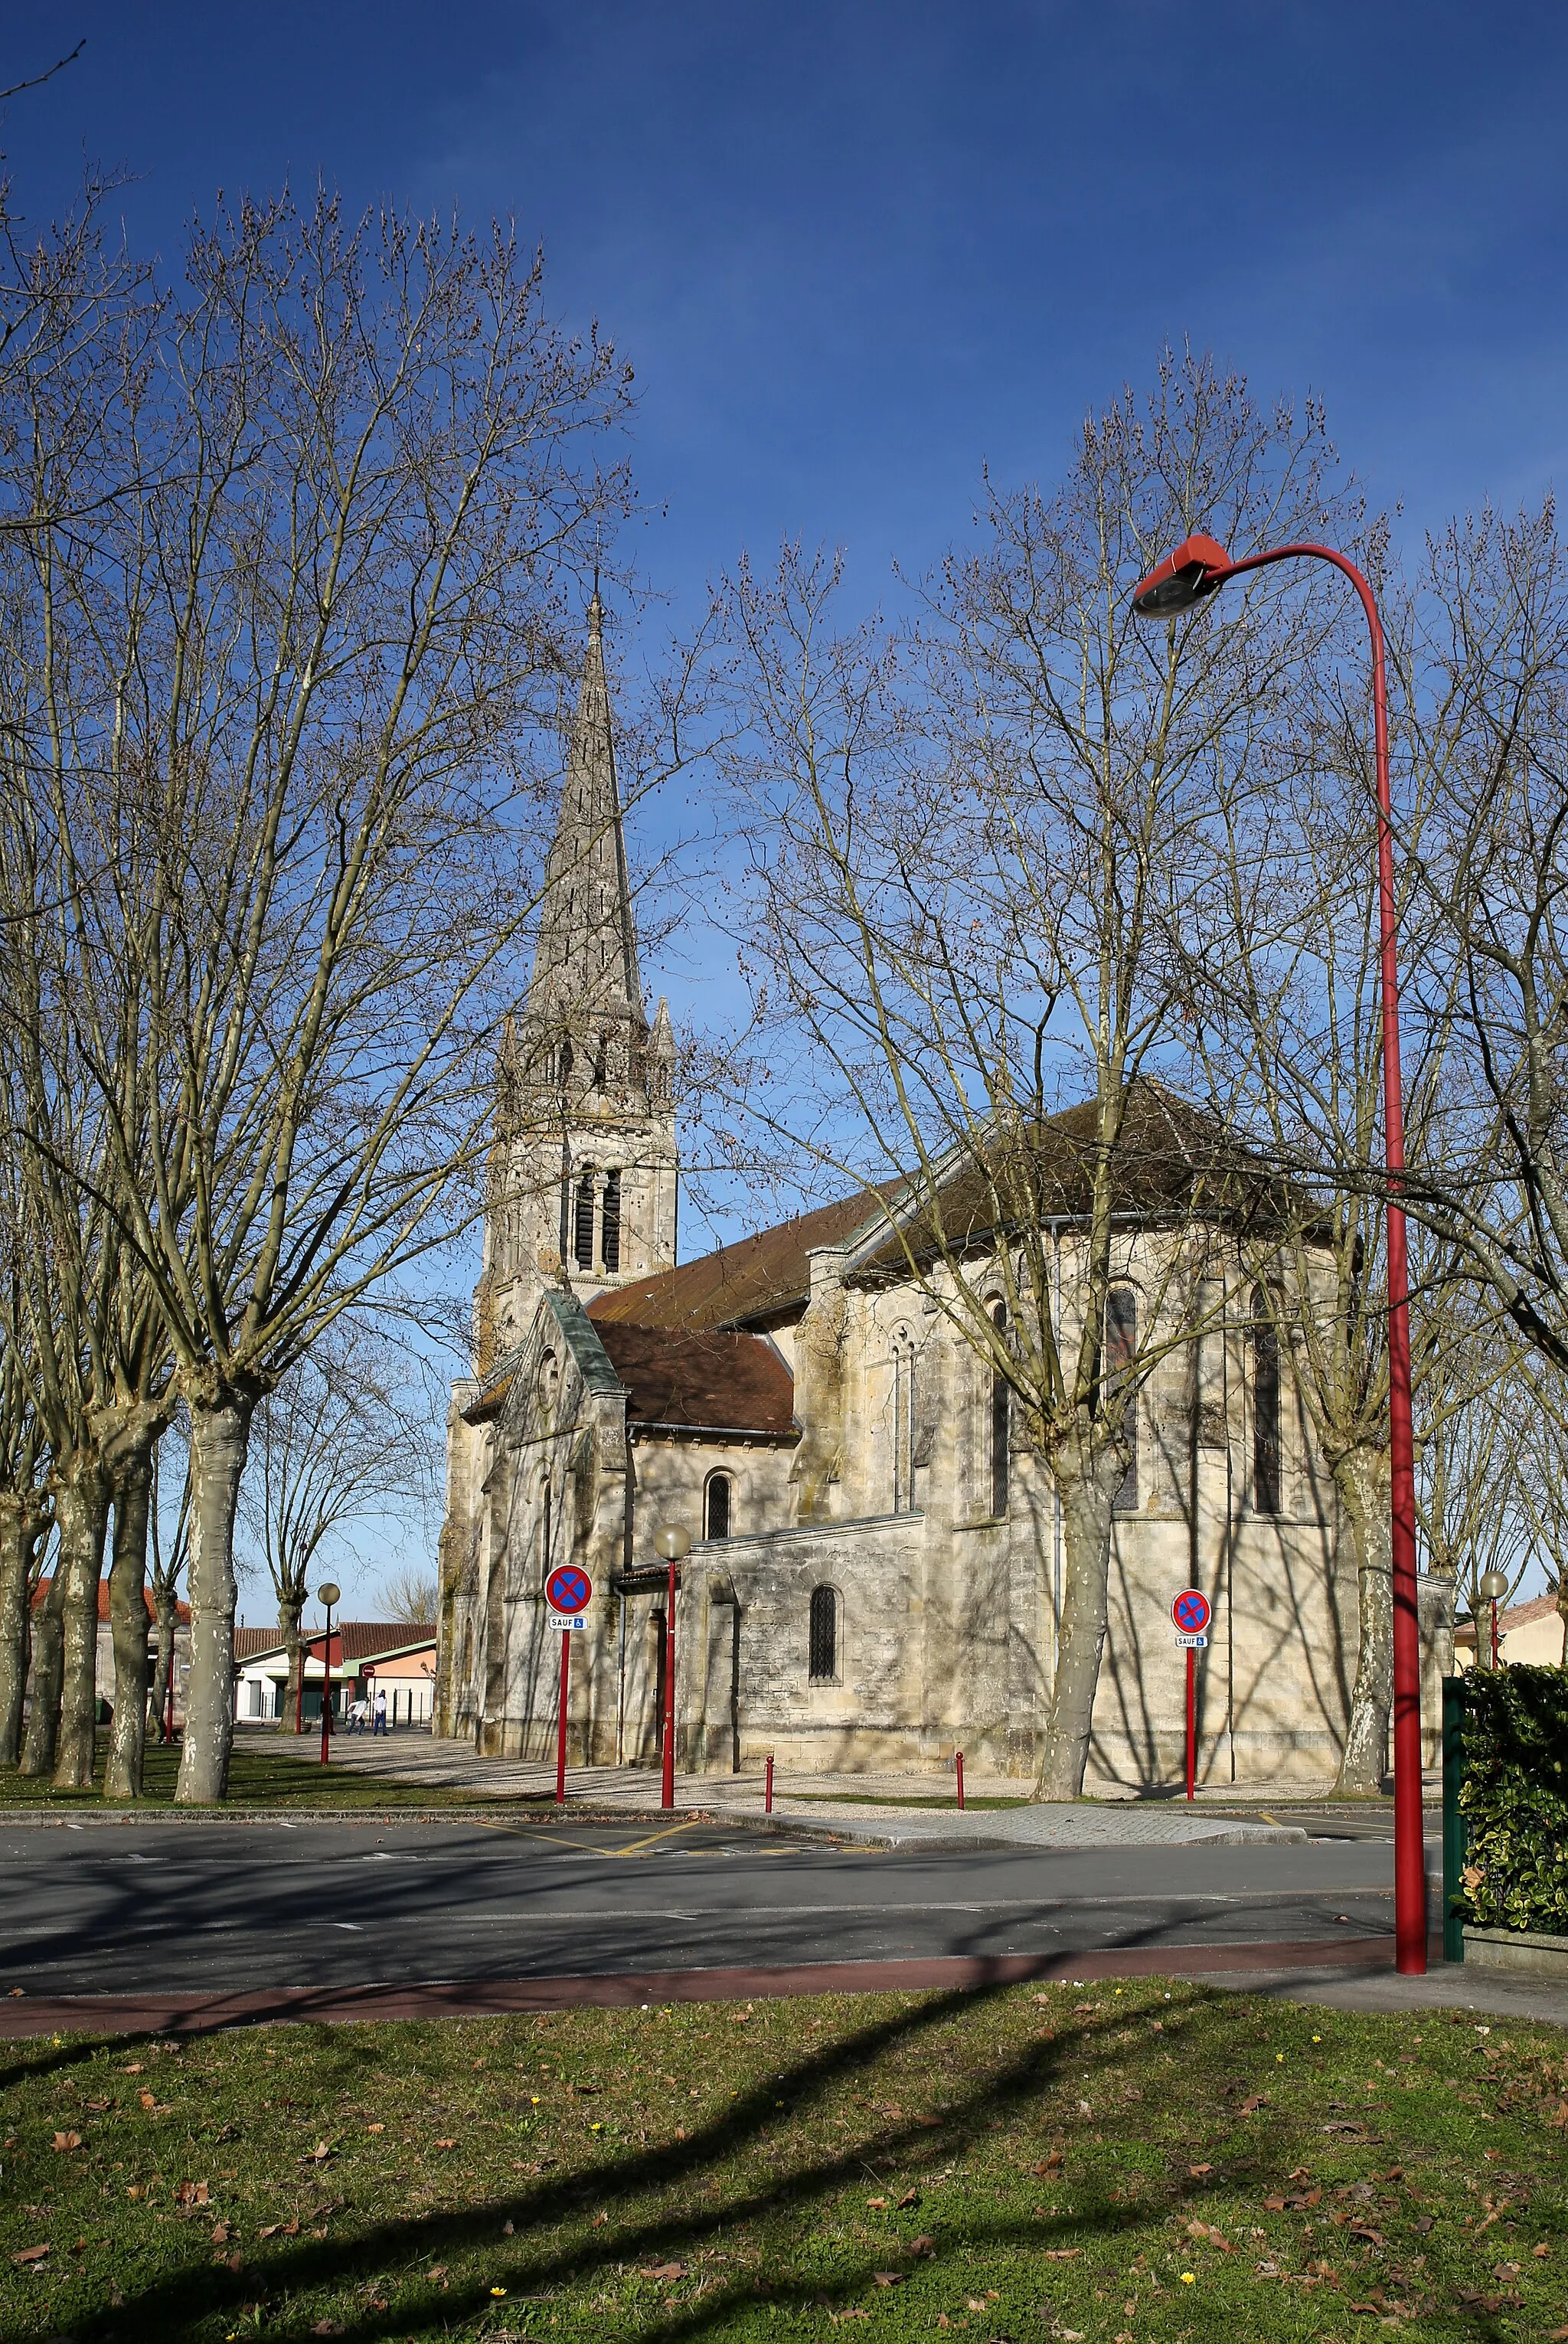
<box><xmin>0</xmin><ymin>1815</ymin><xmax>1415</xmax><ymax>1999</ymax></box>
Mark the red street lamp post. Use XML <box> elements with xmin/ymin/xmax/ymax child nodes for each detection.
<box><xmin>317</xmin><ymin>1581</ymin><xmax>341</xmax><ymax>1765</ymax></box>
<box><xmin>1132</xmin><ymin>532</ymin><xmax>1428</xmax><ymax>1976</ymax></box>
<box><xmin>653</xmin><ymin>1523</ymin><xmax>691</xmax><ymax>1812</ymax></box>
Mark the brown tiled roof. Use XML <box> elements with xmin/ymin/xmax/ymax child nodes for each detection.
<box><xmin>592</xmin><ymin>1322</ymin><xmax>797</xmax><ymax>1438</ymax></box>
<box><xmin>234</xmin><ymin>1626</ymin><xmax>282</xmax><ymax>1660</ymax></box>
<box><xmin>234</xmin><ymin>1623</ymin><xmax>436</xmax><ymax>1665</ymax></box>
<box><xmin>587</xmin><ymin>1192</ymin><xmax>890</xmax><ymax>1332</ymax></box>
<box><xmin>33</xmin><ymin>1580</ymin><xmax>191</xmax><ymax>1626</ymax></box>
<box><xmin>1455</xmin><ymin>1592</ymin><xmax>1563</xmax><ymax>1646</ymax></box>
<box><xmin>853</xmin><ymin>1081</ymin><xmax>1305</xmax><ymax>1277</ymax></box>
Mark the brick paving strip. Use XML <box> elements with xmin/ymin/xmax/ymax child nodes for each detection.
<box><xmin>0</xmin><ymin>1934</ymin><xmax>1414</xmax><ymax>2038</ymax></box>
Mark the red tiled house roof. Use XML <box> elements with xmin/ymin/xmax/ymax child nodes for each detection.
<box><xmin>591</xmin><ymin>1322</ymin><xmax>797</xmax><ymax>1439</ymax></box>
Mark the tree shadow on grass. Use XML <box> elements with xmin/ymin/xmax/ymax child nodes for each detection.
<box><xmin>74</xmin><ymin>1981</ymin><xmax>1191</xmax><ymax>2340</ymax></box>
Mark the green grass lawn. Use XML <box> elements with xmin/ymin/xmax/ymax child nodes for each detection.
<box><xmin>0</xmin><ymin>1737</ymin><xmax>490</xmax><ymax>1811</ymax></box>
<box><xmin>2</xmin><ymin>1980</ymin><xmax>1564</xmax><ymax>2342</ymax></box>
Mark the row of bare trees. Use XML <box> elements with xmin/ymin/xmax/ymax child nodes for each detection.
<box><xmin>0</xmin><ymin>180</ymin><xmax>638</xmax><ymax>1799</ymax></box>
<box><xmin>704</xmin><ymin>353</ymin><xmax>1568</xmax><ymax>1796</ymax></box>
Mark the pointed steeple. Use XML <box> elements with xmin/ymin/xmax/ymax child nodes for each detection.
<box><xmin>528</xmin><ymin>588</ymin><xmax>644</xmax><ymax>1028</ymax></box>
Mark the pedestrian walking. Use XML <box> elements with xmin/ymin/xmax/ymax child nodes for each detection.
<box><xmin>373</xmin><ymin>1687</ymin><xmax>389</xmax><ymax>1736</ymax></box>
<box><xmin>347</xmin><ymin>1698</ymin><xmax>370</xmax><ymax>1734</ymax></box>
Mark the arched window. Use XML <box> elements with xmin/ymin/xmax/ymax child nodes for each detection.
<box><xmin>602</xmin><ymin>1169</ymin><xmax>622</xmax><ymax>1271</ymax></box>
<box><xmin>593</xmin><ymin>1030</ymin><xmax>607</xmax><ymax>1087</ymax></box>
<box><xmin>1106</xmin><ymin>1285</ymin><xmax>1138</xmax><ymax>1513</ymax></box>
<box><xmin>460</xmin><ymin>1621</ymin><xmax>472</xmax><ymax>1689</ymax></box>
<box><xmin>1251</xmin><ymin>1286</ymin><xmax>1282</xmax><ymax>1515</ymax></box>
<box><xmin>557</xmin><ymin>1038</ymin><xmax>573</xmax><ymax>1086</ymax></box>
<box><xmin>989</xmin><ymin>1300</ymin><xmax>1010</xmax><ymax>1519</ymax></box>
<box><xmin>704</xmin><ymin>1471</ymin><xmax>732</xmax><ymax>1541</ymax></box>
<box><xmin>573</xmin><ymin>1169</ymin><xmax>596</xmax><ymax>1268</ymax></box>
<box><xmin>808</xmin><ymin>1585</ymin><xmax>838</xmax><ymax>1683</ymax></box>
<box><xmin>893</xmin><ymin>1329</ymin><xmax>916</xmax><ymax>1514</ymax></box>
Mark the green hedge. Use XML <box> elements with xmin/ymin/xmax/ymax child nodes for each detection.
<box><xmin>1457</xmin><ymin>1662</ymin><xmax>1568</xmax><ymax>1937</ymax></box>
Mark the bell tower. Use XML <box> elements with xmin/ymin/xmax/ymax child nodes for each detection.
<box><xmin>475</xmin><ymin>592</ymin><xmax>677</xmax><ymax>1368</ymax></box>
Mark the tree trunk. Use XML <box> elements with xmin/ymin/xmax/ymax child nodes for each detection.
<box><xmin>278</xmin><ymin>1593</ymin><xmax>305</xmax><ymax>1731</ymax></box>
<box><xmin>103</xmin><ymin>1447</ymin><xmax>155</xmax><ymax>1799</ymax></box>
<box><xmin>148</xmin><ymin>1587</ymin><xmax>178</xmax><ymax>1744</ymax></box>
<box><xmin>1034</xmin><ymin>1419</ymin><xmax>1126</xmax><ymax>1800</ymax></box>
<box><xmin>20</xmin><ymin>1551</ymin><xmax>67</xmax><ymax>1776</ymax></box>
<box><xmin>176</xmin><ymin>1394</ymin><xmax>253</xmax><ymax>1804</ymax></box>
<box><xmin>52</xmin><ymin>1459</ymin><xmax>110</xmax><ymax>1788</ymax></box>
<box><xmin>0</xmin><ymin>1493</ymin><xmax>44</xmax><ymax>1767</ymax></box>
<box><xmin>1333</xmin><ymin>1445</ymin><xmax>1393</xmax><ymax>1796</ymax></box>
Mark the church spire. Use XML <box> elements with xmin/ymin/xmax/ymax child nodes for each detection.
<box><xmin>528</xmin><ymin>588</ymin><xmax>643</xmax><ymax>1028</ymax></box>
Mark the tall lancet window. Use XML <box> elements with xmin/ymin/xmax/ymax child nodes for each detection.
<box><xmin>990</xmin><ymin>1301</ymin><xmax>1011</xmax><ymax>1519</ymax></box>
<box><xmin>1106</xmin><ymin>1286</ymin><xmax>1139</xmax><ymax>1514</ymax></box>
<box><xmin>573</xmin><ymin>1170</ymin><xmax>596</xmax><ymax>1269</ymax></box>
<box><xmin>593</xmin><ymin>1031</ymin><xmax>607</xmax><ymax>1087</ymax></box>
<box><xmin>601</xmin><ymin>1170</ymin><xmax>622</xmax><ymax>1272</ymax></box>
<box><xmin>893</xmin><ymin>1329</ymin><xmax>917</xmax><ymax>1514</ymax></box>
<box><xmin>1251</xmin><ymin>1286</ymin><xmax>1282</xmax><ymax>1515</ymax></box>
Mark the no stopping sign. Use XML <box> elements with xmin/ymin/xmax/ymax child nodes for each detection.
<box><xmin>1171</xmin><ymin>1587</ymin><xmax>1211</xmax><ymax>1641</ymax></box>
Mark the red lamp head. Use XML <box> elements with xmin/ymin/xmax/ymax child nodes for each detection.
<box><xmin>1131</xmin><ymin>531</ymin><xmax>1234</xmax><ymax>617</ymax></box>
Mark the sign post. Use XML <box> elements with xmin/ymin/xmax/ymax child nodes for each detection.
<box><xmin>545</xmin><ymin>1565</ymin><xmax>593</xmax><ymax>1805</ymax></box>
<box><xmin>1171</xmin><ymin>1587</ymin><xmax>1212</xmax><ymax>1801</ymax></box>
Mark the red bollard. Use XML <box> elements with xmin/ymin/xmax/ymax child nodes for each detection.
<box><xmin>764</xmin><ymin>1753</ymin><xmax>774</xmax><ymax>1814</ymax></box>
<box><xmin>956</xmin><ymin>1750</ymin><xmax>965</xmax><ymax>1809</ymax></box>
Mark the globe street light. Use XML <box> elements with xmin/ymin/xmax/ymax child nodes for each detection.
<box><xmin>652</xmin><ymin>1524</ymin><xmax>691</xmax><ymax>1811</ymax></box>
<box><xmin>317</xmin><ymin>1581</ymin><xmax>341</xmax><ymax>1765</ymax></box>
<box><xmin>1132</xmin><ymin>531</ymin><xmax>1428</xmax><ymax>1975</ymax></box>
<box><xmin>1477</xmin><ymin>1568</ymin><xmax>1509</xmax><ymax>1671</ymax></box>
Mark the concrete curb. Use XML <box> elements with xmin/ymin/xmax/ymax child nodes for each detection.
<box><xmin>0</xmin><ymin>1934</ymin><xmax>1410</xmax><ymax>2039</ymax></box>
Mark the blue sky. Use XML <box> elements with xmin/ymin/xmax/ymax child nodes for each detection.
<box><xmin>8</xmin><ymin>3</ymin><xmax>1567</xmax><ymax>1602</ymax></box>
<box><xmin>11</xmin><ymin>2</ymin><xmax>1568</xmax><ymax>619</ymax></box>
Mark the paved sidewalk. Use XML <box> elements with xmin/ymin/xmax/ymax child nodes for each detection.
<box><xmin>309</xmin><ymin>1735</ymin><xmax>1308</xmax><ymax>1845</ymax></box>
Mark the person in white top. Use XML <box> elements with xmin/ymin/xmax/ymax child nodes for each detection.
<box><xmin>373</xmin><ymin>1686</ymin><xmax>389</xmax><ymax>1736</ymax></box>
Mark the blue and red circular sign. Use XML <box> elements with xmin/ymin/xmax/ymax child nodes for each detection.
<box><xmin>546</xmin><ymin>1564</ymin><xmax>593</xmax><ymax>1616</ymax></box>
<box><xmin>1171</xmin><ymin>1587</ymin><xmax>1211</xmax><ymax>1636</ymax></box>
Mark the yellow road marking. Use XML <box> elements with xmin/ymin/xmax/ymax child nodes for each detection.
<box><xmin>608</xmin><ymin>1819</ymin><xmax>704</xmax><ymax>1857</ymax></box>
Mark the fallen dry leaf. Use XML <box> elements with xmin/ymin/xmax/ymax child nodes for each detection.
<box><xmin>897</xmin><ymin>2186</ymin><xmax>920</xmax><ymax>2208</ymax></box>
<box><xmin>51</xmin><ymin>2130</ymin><xmax>81</xmax><ymax>2152</ymax></box>
<box><xmin>11</xmin><ymin>2244</ymin><xmax>49</xmax><ymax>2266</ymax></box>
<box><xmin>1034</xmin><ymin>2151</ymin><xmax>1063</xmax><ymax>2174</ymax></box>
<box><xmin>1535</xmin><ymin>2242</ymin><xmax>1551</xmax><ymax>2258</ymax></box>
<box><xmin>175</xmin><ymin>2180</ymin><xmax>210</xmax><ymax>2208</ymax></box>
<box><xmin>432</xmin><ymin>2137</ymin><xmax>456</xmax><ymax>2151</ymax></box>
<box><xmin>211</xmin><ymin>2222</ymin><xmax>230</xmax><ymax>2245</ymax></box>
<box><xmin>1042</xmin><ymin>2247</ymin><xmax>1081</xmax><ymax>2261</ymax></box>
<box><xmin>139</xmin><ymin>2090</ymin><xmax>157</xmax><ymax>2111</ymax></box>
<box><xmin>367</xmin><ymin>2121</ymin><xmax>384</xmax><ymax>2134</ymax></box>
<box><xmin>306</xmin><ymin>2141</ymin><xmax>334</xmax><ymax>2164</ymax></box>
<box><xmin>908</xmin><ymin>2235</ymin><xmax>934</xmax><ymax>2257</ymax></box>
<box><xmin>638</xmin><ymin>2261</ymin><xmax>688</xmax><ymax>2281</ymax></box>
<box><xmin>1189</xmin><ymin>2162</ymin><xmax>1214</xmax><ymax>2177</ymax></box>
<box><xmin>872</xmin><ymin>2271</ymin><xmax>905</xmax><ymax>2286</ymax></box>
<box><xmin>865</xmin><ymin>2195</ymin><xmax>890</xmax><ymax>2209</ymax></box>
<box><xmin>122</xmin><ymin>2061</ymin><xmax>143</xmax><ymax>2074</ymax></box>
<box><xmin>310</xmin><ymin>2323</ymin><xmax>344</xmax><ymax>2338</ymax></box>
<box><xmin>1239</xmin><ymin>2093</ymin><xmax>1270</xmax><ymax>2115</ymax></box>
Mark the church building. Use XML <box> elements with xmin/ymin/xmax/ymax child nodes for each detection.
<box><xmin>435</xmin><ymin>601</ymin><xmax>1447</xmax><ymax>1790</ymax></box>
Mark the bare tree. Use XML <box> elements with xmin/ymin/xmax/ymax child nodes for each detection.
<box><xmin>240</xmin><ymin>1326</ymin><xmax>437</xmax><ymax>1728</ymax></box>
<box><xmin>715</xmin><ymin>357</ymin><xmax>1352</xmax><ymax>1796</ymax></box>
<box><xmin>380</xmin><ymin>1564</ymin><xmax>438</xmax><ymax>1626</ymax></box>
<box><xmin>0</xmin><ymin>190</ymin><xmax>663</xmax><ymax>1801</ymax></box>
